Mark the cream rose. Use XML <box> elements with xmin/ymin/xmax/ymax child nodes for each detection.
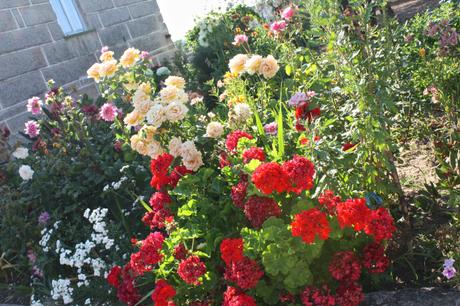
<box><xmin>19</xmin><ymin>165</ymin><xmax>34</xmax><ymax>181</ymax></box>
<box><xmin>228</xmin><ymin>54</ymin><xmax>248</xmax><ymax>74</ymax></box>
<box><xmin>164</xmin><ymin>101</ymin><xmax>188</xmax><ymax>122</ymax></box>
<box><xmin>12</xmin><ymin>147</ymin><xmax>29</xmax><ymax>159</ymax></box>
<box><xmin>164</xmin><ymin>76</ymin><xmax>186</xmax><ymax>89</ymax></box>
<box><xmin>206</xmin><ymin>121</ymin><xmax>224</xmax><ymax>138</ymax></box>
<box><xmin>180</xmin><ymin>141</ymin><xmax>204</xmax><ymax>171</ymax></box>
<box><xmin>259</xmin><ymin>55</ymin><xmax>279</xmax><ymax>79</ymax></box>
<box><xmin>168</xmin><ymin>137</ymin><xmax>183</xmax><ymax>157</ymax></box>
<box><xmin>146</xmin><ymin>104</ymin><xmax>167</xmax><ymax>127</ymax></box>
<box><xmin>130</xmin><ymin>135</ymin><xmax>148</xmax><ymax>156</ymax></box>
<box><xmin>100</xmin><ymin>51</ymin><xmax>114</xmax><ymax>62</ymax></box>
<box><xmin>244</xmin><ymin>55</ymin><xmax>263</xmax><ymax>75</ymax></box>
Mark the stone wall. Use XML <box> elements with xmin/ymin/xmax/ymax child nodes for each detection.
<box><xmin>0</xmin><ymin>0</ymin><xmax>175</xmax><ymax>137</ymax></box>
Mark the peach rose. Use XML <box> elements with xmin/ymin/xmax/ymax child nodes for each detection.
<box><xmin>259</xmin><ymin>55</ymin><xmax>279</xmax><ymax>79</ymax></box>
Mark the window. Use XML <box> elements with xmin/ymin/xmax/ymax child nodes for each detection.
<box><xmin>50</xmin><ymin>0</ymin><xmax>86</xmax><ymax>36</ymax></box>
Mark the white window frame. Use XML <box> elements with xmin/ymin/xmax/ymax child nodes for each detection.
<box><xmin>50</xmin><ymin>0</ymin><xmax>86</xmax><ymax>36</ymax></box>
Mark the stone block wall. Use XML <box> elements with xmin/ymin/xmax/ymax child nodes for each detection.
<box><xmin>0</xmin><ymin>0</ymin><xmax>175</xmax><ymax>137</ymax></box>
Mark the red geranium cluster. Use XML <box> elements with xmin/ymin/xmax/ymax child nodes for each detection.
<box><xmin>362</xmin><ymin>243</ymin><xmax>390</xmax><ymax>273</ymax></box>
<box><xmin>282</xmin><ymin>155</ymin><xmax>315</xmax><ymax>194</ymax></box>
<box><xmin>335</xmin><ymin>282</ymin><xmax>364</xmax><ymax>306</ymax></box>
<box><xmin>243</xmin><ymin>196</ymin><xmax>281</xmax><ymax>228</ymax></box>
<box><xmin>129</xmin><ymin>232</ymin><xmax>164</xmax><ymax>275</ymax></box>
<box><xmin>220</xmin><ymin>238</ymin><xmax>263</xmax><ymax>294</ymax></box>
<box><xmin>337</xmin><ymin>199</ymin><xmax>395</xmax><ymax>242</ymax></box>
<box><xmin>251</xmin><ymin>162</ymin><xmax>290</xmax><ymax>194</ymax></box>
<box><xmin>226</xmin><ymin>130</ymin><xmax>253</xmax><ymax>152</ymax></box>
<box><xmin>242</xmin><ymin>147</ymin><xmax>266</xmax><ymax>163</ymax></box>
<box><xmin>150</xmin><ymin>153</ymin><xmax>192</xmax><ymax>190</ymax></box>
<box><xmin>107</xmin><ymin>264</ymin><xmax>140</xmax><ymax>305</ymax></box>
<box><xmin>329</xmin><ymin>251</ymin><xmax>361</xmax><ymax>282</ymax></box>
<box><xmin>291</xmin><ymin>208</ymin><xmax>330</xmax><ymax>244</ymax></box>
<box><xmin>142</xmin><ymin>191</ymin><xmax>173</xmax><ymax>229</ymax></box>
<box><xmin>220</xmin><ymin>238</ymin><xmax>244</xmax><ymax>265</ymax></box>
<box><xmin>251</xmin><ymin>156</ymin><xmax>315</xmax><ymax>195</ymax></box>
<box><xmin>301</xmin><ymin>285</ymin><xmax>335</xmax><ymax>306</ymax></box>
<box><xmin>223</xmin><ymin>286</ymin><xmax>256</xmax><ymax>306</ymax></box>
<box><xmin>177</xmin><ymin>255</ymin><xmax>207</xmax><ymax>285</ymax></box>
<box><xmin>224</xmin><ymin>257</ymin><xmax>264</xmax><ymax>289</ymax></box>
<box><xmin>151</xmin><ymin>279</ymin><xmax>176</xmax><ymax>306</ymax></box>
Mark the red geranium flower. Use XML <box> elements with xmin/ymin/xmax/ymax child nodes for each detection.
<box><xmin>223</xmin><ymin>286</ymin><xmax>257</xmax><ymax>306</ymax></box>
<box><xmin>177</xmin><ymin>255</ymin><xmax>206</xmax><ymax>285</ymax></box>
<box><xmin>129</xmin><ymin>232</ymin><xmax>164</xmax><ymax>275</ymax></box>
<box><xmin>362</xmin><ymin>243</ymin><xmax>390</xmax><ymax>273</ymax></box>
<box><xmin>226</xmin><ymin>130</ymin><xmax>253</xmax><ymax>152</ymax></box>
<box><xmin>169</xmin><ymin>165</ymin><xmax>192</xmax><ymax>188</ymax></box>
<box><xmin>107</xmin><ymin>265</ymin><xmax>122</xmax><ymax>287</ymax></box>
<box><xmin>364</xmin><ymin>207</ymin><xmax>396</xmax><ymax>242</ymax></box>
<box><xmin>335</xmin><ymin>282</ymin><xmax>364</xmax><ymax>306</ymax></box>
<box><xmin>115</xmin><ymin>263</ymin><xmax>141</xmax><ymax>306</ymax></box>
<box><xmin>251</xmin><ymin>162</ymin><xmax>289</xmax><ymax>195</ymax></box>
<box><xmin>282</xmin><ymin>155</ymin><xmax>315</xmax><ymax>194</ymax></box>
<box><xmin>291</xmin><ymin>208</ymin><xmax>330</xmax><ymax>244</ymax></box>
<box><xmin>224</xmin><ymin>257</ymin><xmax>264</xmax><ymax>289</ymax></box>
<box><xmin>336</xmin><ymin>198</ymin><xmax>371</xmax><ymax>231</ymax></box>
<box><xmin>243</xmin><ymin>196</ymin><xmax>281</xmax><ymax>228</ymax></box>
<box><xmin>301</xmin><ymin>285</ymin><xmax>335</xmax><ymax>306</ymax></box>
<box><xmin>151</xmin><ymin>279</ymin><xmax>176</xmax><ymax>306</ymax></box>
<box><xmin>220</xmin><ymin>238</ymin><xmax>244</xmax><ymax>265</ymax></box>
<box><xmin>328</xmin><ymin>251</ymin><xmax>361</xmax><ymax>281</ymax></box>
<box><xmin>242</xmin><ymin>147</ymin><xmax>266</xmax><ymax>163</ymax></box>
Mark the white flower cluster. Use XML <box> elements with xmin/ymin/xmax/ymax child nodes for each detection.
<box><xmin>51</xmin><ymin>278</ymin><xmax>74</xmax><ymax>304</ymax></box>
<box><xmin>39</xmin><ymin>221</ymin><xmax>60</xmax><ymax>252</ymax></box>
<box><xmin>196</xmin><ymin>17</ymin><xmax>218</xmax><ymax>47</ymax></box>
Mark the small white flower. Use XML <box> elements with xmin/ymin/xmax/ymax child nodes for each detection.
<box><xmin>19</xmin><ymin>165</ymin><xmax>34</xmax><ymax>181</ymax></box>
<box><xmin>12</xmin><ymin>147</ymin><xmax>29</xmax><ymax>159</ymax></box>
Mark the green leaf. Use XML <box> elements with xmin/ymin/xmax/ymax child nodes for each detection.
<box><xmin>277</xmin><ymin>105</ymin><xmax>285</xmax><ymax>159</ymax></box>
<box><xmin>285</xmin><ymin>64</ymin><xmax>293</xmax><ymax>76</ymax></box>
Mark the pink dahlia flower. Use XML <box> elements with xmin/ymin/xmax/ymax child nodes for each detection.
<box><xmin>100</xmin><ymin>103</ymin><xmax>118</xmax><ymax>122</ymax></box>
<box><xmin>27</xmin><ymin>97</ymin><xmax>43</xmax><ymax>115</ymax></box>
<box><xmin>24</xmin><ymin>120</ymin><xmax>40</xmax><ymax>138</ymax></box>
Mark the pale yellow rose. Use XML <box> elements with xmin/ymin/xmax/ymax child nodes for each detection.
<box><xmin>244</xmin><ymin>55</ymin><xmax>263</xmax><ymax>75</ymax></box>
<box><xmin>259</xmin><ymin>55</ymin><xmax>279</xmax><ymax>79</ymax></box>
<box><xmin>228</xmin><ymin>54</ymin><xmax>248</xmax><ymax>74</ymax></box>
<box><xmin>130</xmin><ymin>134</ymin><xmax>148</xmax><ymax>156</ymax></box>
<box><xmin>164</xmin><ymin>76</ymin><xmax>186</xmax><ymax>89</ymax></box>
<box><xmin>99</xmin><ymin>60</ymin><xmax>118</xmax><ymax>78</ymax></box>
<box><xmin>87</xmin><ymin>63</ymin><xmax>102</xmax><ymax>82</ymax></box>
<box><xmin>206</xmin><ymin>121</ymin><xmax>224</xmax><ymax>138</ymax></box>
<box><xmin>164</xmin><ymin>101</ymin><xmax>188</xmax><ymax>122</ymax></box>
<box><xmin>168</xmin><ymin>137</ymin><xmax>183</xmax><ymax>157</ymax></box>
<box><xmin>133</xmin><ymin>98</ymin><xmax>153</xmax><ymax>115</ymax></box>
<box><xmin>123</xmin><ymin>110</ymin><xmax>143</xmax><ymax>127</ymax></box>
<box><xmin>160</xmin><ymin>86</ymin><xmax>179</xmax><ymax>103</ymax></box>
<box><xmin>138</xmin><ymin>82</ymin><xmax>152</xmax><ymax>95</ymax></box>
<box><xmin>100</xmin><ymin>51</ymin><xmax>114</xmax><ymax>62</ymax></box>
<box><xmin>120</xmin><ymin>48</ymin><xmax>140</xmax><ymax>68</ymax></box>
